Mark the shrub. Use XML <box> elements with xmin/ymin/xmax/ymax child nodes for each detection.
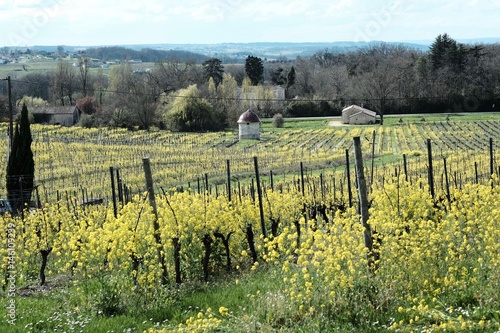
<box><xmin>76</xmin><ymin>96</ymin><xmax>98</xmax><ymax>115</ymax></box>
<box><xmin>272</xmin><ymin>113</ymin><xmax>284</xmax><ymax>128</ymax></box>
<box><xmin>78</xmin><ymin>114</ymin><xmax>99</xmax><ymax>128</ymax></box>
<box><xmin>285</xmin><ymin>101</ymin><xmax>319</xmax><ymax>117</ymax></box>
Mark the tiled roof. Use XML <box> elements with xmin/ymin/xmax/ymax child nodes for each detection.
<box><xmin>237</xmin><ymin>110</ymin><xmax>261</xmax><ymax>123</ymax></box>
<box><xmin>31</xmin><ymin>106</ymin><xmax>78</xmax><ymax>115</ymax></box>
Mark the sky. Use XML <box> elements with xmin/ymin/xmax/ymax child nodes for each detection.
<box><xmin>1</xmin><ymin>0</ymin><xmax>499</xmax><ymax>47</ymax></box>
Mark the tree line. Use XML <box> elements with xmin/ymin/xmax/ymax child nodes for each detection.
<box><xmin>84</xmin><ymin>46</ymin><xmax>210</xmax><ymax>63</ymax></box>
<box><xmin>1</xmin><ymin>34</ymin><xmax>499</xmax><ymax>129</ymax></box>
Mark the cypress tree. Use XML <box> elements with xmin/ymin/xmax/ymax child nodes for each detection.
<box><xmin>202</xmin><ymin>58</ymin><xmax>224</xmax><ymax>87</ymax></box>
<box><xmin>244</xmin><ymin>56</ymin><xmax>264</xmax><ymax>86</ymax></box>
<box><xmin>6</xmin><ymin>104</ymin><xmax>34</xmax><ymax>214</ymax></box>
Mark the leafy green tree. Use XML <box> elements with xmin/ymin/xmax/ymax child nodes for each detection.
<box><xmin>202</xmin><ymin>58</ymin><xmax>224</xmax><ymax>87</ymax></box>
<box><xmin>162</xmin><ymin>85</ymin><xmax>224</xmax><ymax>132</ymax></box>
<box><xmin>245</xmin><ymin>56</ymin><xmax>264</xmax><ymax>85</ymax></box>
<box><xmin>6</xmin><ymin>104</ymin><xmax>34</xmax><ymax>214</ymax></box>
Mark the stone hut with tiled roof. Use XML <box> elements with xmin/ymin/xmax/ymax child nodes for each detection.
<box><xmin>341</xmin><ymin>105</ymin><xmax>376</xmax><ymax>125</ymax></box>
<box><xmin>31</xmin><ymin>106</ymin><xmax>81</xmax><ymax>126</ymax></box>
<box><xmin>237</xmin><ymin>110</ymin><xmax>261</xmax><ymax>140</ymax></box>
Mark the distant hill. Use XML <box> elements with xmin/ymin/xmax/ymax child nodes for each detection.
<box><xmin>131</xmin><ymin>41</ymin><xmax>431</xmax><ymax>61</ymax></box>
<box><xmin>84</xmin><ymin>46</ymin><xmax>209</xmax><ymax>62</ymax></box>
<box><xmin>25</xmin><ymin>39</ymin><xmax>500</xmax><ymax>63</ymax></box>
<box><xmin>28</xmin><ymin>42</ymin><xmax>429</xmax><ymax>62</ymax></box>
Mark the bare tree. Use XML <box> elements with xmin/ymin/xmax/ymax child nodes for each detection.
<box><xmin>356</xmin><ymin>45</ymin><xmax>402</xmax><ymax>124</ymax></box>
<box><xmin>293</xmin><ymin>57</ymin><xmax>316</xmax><ymax>97</ymax></box>
<box><xmin>51</xmin><ymin>60</ymin><xmax>76</xmax><ymax>106</ymax></box>
<box><xmin>93</xmin><ymin>67</ymin><xmax>108</xmax><ymax>105</ymax></box>
<box><xmin>313</xmin><ymin>65</ymin><xmax>349</xmax><ymax>101</ymax></box>
<box><xmin>78</xmin><ymin>57</ymin><xmax>90</xmax><ymax>96</ymax></box>
<box><xmin>107</xmin><ymin>62</ymin><xmax>160</xmax><ymax>129</ymax></box>
<box><xmin>149</xmin><ymin>59</ymin><xmax>199</xmax><ymax>93</ymax></box>
<box><xmin>13</xmin><ymin>73</ymin><xmax>50</xmax><ymax>103</ymax></box>
<box><xmin>224</xmin><ymin>64</ymin><xmax>246</xmax><ymax>85</ymax></box>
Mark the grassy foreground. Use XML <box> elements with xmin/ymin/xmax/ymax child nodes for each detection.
<box><xmin>1</xmin><ymin>267</ymin><xmax>289</xmax><ymax>333</ymax></box>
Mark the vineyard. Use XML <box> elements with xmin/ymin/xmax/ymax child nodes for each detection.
<box><xmin>1</xmin><ymin>115</ymin><xmax>500</xmax><ymax>332</ymax></box>
<box><xmin>1</xmin><ymin>116</ymin><xmax>500</xmax><ymax>201</ymax></box>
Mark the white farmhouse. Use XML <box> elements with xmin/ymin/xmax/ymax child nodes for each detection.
<box><xmin>341</xmin><ymin>105</ymin><xmax>377</xmax><ymax>125</ymax></box>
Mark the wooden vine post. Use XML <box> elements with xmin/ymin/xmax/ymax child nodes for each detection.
<box><xmin>443</xmin><ymin>157</ymin><xmax>451</xmax><ymax>209</ymax></box>
<box><xmin>226</xmin><ymin>159</ymin><xmax>231</xmax><ymax>202</ymax></box>
<box><xmin>475</xmin><ymin>162</ymin><xmax>479</xmax><ymax>184</ymax></box>
<box><xmin>370</xmin><ymin>130</ymin><xmax>376</xmax><ymax>189</ymax></box>
<box><xmin>345</xmin><ymin>149</ymin><xmax>353</xmax><ymax>207</ymax></box>
<box><xmin>353</xmin><ymin>137</ymin><xmax>375</xmax><ymax>269</ymax></box>
<box><xmin>142</xmin><ymin>157</ymin><xmax>169</xmax><ymax>285</ymax></box>
<box><xmin>427</xmin><ymin>139</ymin><xmax>435</xmax><ymax>199</ymax></box>
<box><xmin>205</xmin><ymin>173</ymin><xmax>209</xmax><ymax>194</ymax></box>
<box><xmin>270</xmin><ymin>170</ymin><xmax>274</xmax><ymax>192</ymax></box>
<box><xmin>490</xmin><ymin>138</ymin><xmax>494</xmax><ymax>178</ymax></box>
<box><xmin>254</xmin><ymin>156</ymin><xmax>267</xmax><ymax>238</ymax></box>
<box><xmin>403</xmin><ymin>154</ymin><xmax>408</xmax><ymax>182</ymax></box>
<box><xmin>109</xmin><ymin>166</ymin><xmax>118</xmax><ymax>218</ymax></box>
<box><xmin>300</xmin><ymin>162</ymin><xmax>305</xmax><ymax>197</ymax></box>
<box><xmin>116</xmin><ymin>168</ymin><xmax>124</xmax><ymax>207</ymax></box>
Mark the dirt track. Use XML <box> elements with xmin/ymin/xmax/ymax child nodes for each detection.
<box><xmin>328</xmin><ymin>120</ymin><xmax>348</xmax><ymax>127</ymax></box>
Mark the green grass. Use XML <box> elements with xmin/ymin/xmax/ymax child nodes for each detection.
<box><xmin>383</xmin><ymin>112</ymin><xmax>500</xmax><ymax>125</ymax></box>
<box><xmin>2</xmin><ymin>267</ymin><xmax>392</xmax><ymax>333</ymax></box>
<box><xmin>1</xmin><ymin>266</ymin><xmax>314</xmax><ymax>333</ymax></box>
<box><xmin>261</xmin><ymin>118</ymin><xmax>333</xmax><ymax>132</ymax></box>
<box><xmin>260</xmin><ymin>112</ymin><xmax>500</xmax><ymax>132</ymax></box>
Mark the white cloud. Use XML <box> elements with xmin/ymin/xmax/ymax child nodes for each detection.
<box><xmin>0</xmin><ymin>0</ymin><xmax>498</xmax><ymax>46</ymax></box>
<box><xmin>324</xmin><ymin>0</ymin><xmax>355</xmax><ymax>18</ymax></box>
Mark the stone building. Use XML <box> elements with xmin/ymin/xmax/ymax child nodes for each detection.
<box><xmin>341</xmin><ymin>105</ymin><xmax>377</xmax><ymax>125</ymax></box>
<box><xmin>31</xmin><ymin>106</ymin><xmax>81</xmax><ymax>126</ymax></box>
<box><xmin>237</xmin><ymin>110</ymin><xmax>261</xmax><ymax>140</ymax></box>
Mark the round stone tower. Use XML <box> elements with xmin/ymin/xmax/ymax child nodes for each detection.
<box><xmin>237</xmin><ymin>110</ymin><xmax>261</xmax><ymax>140</ymax></box>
